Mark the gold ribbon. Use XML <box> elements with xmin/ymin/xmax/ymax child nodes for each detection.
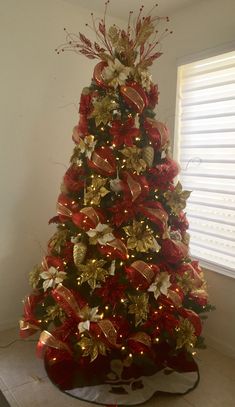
<box><xmin>53</xmin><ymin>284</ymin><xmax>81</xmax><ymax>316</ymax></box>
<box><xmin>56</xmin><ymin>202</ymin><xmax>73</xmax><ymax>217</ymax></box>
<box><xmin>98</xmin><ymin>319</ymin><xmax>120</xmax><ymax>348</ymax></box>
<box><xmin>131</xmin><ymin>260</ymin><xmax>154</xmax><ymax>284</ymax></box>
<box><xmin>19</xmin><ymin>320</ymin><xmax>39</xmax><ymax>334</ymax></box>
<box><xmin>41</xmin><ymin>257</ymin><xmax>48</xmax><ymax>270</ymax></box>
<box><xmin>107</xmin><ymin>238</ymin><xmax>128</xmax><ymax>258</ymax></box>
<box><xmin>80</xmin><ymin>206</ymin><xmax>100</xmax><ymax>226</ymax></box>
<box><xmin>121</xmin><ymin>86</ymin><xmax>146</xmax><ymax>113</ymax></box>
<box><xmin>146</xmin><ymin>118</ymin><xmax>169</xmax><ymax>147</ymax></box>
<box><xmin>91</xmin><ymin>151</ymin><xmax>114</xmax><ymax>175</ymax></box>
<box><xmin>144</xmin><ymin>206</ymin><xmax>168</xmax><ymax>230</ymax></box>
<box><xmin>127</xmin><ymin>173</ymin><xmax>142</xmax><ymax>202</ymax></box>
<box><xmin>129</xmin><ymin>331</ymin><xmax>152</xmax><ymax>348</ymax></box>
<box><xmin>38</xmin><ymin>330</ymin><xmax>72</xmax><ymax>354</ymax></box>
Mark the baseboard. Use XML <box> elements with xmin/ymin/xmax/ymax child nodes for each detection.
<box><xmin>205</xmin><ymin>334</ymin><xmax>235</xmax><ymax>358</ymax></box>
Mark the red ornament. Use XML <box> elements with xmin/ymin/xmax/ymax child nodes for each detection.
<box><xmin>120</xmin><ymin>82</ymin><xmax>148</xmax><ymax>113</ymax></box>
<box><xmin>88</xmin><ymin>147</ymin><xmax>116</xmax><ymax>176</ymax></box>
<box><xmin>93</xmin><ymin>61</ymin><xmax>108</xmax><ymax>88</ymax></box>
<box><xmin>63</xmin><ymin>164</ymin><xmax>85</xmax><ymax>193</ymax></box>
<box><xmin>144</xmin><ymin>118</ymin><xmax>169</xmax><ymax>150</ymax></box>
<box><xmin>161</xmin><ymin>239</ymin><xmax>188</xmax><ymax>264</ymax></box>
<box><xmin>148</xmin><ymin>159</ymin><xmax>179</xmax><ymax>190</ymax></box>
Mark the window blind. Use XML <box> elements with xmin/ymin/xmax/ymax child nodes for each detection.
<box><xmin>176</xmin><ymin>50</ymin><xmax>235</xmax><ymax>278</ymax></box>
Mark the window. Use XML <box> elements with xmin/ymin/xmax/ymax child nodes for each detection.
<box><xmin>175</xmin><ymin>50</ymin><xmax>235</xmax><ymax>278</ymax></box>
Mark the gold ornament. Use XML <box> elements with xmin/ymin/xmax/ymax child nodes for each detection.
<box><xmin>73</xmin><ymin>242</ymin><xmax>87</xmax><ymax>267</ymax></box>
<box><xmin>90</xmin><ymin>95</ymin><xmax>118</xmax><ymax>126</ymax></box>
<box><xmin>175</xmin><ymin>318</ymin><xmax>197</xmax><ymax>351</ymax></box>
<box><xmin>123</xmin><ymin>220</ymin><xmax>159</xmax><ymax>253</ymax></box>
<box><xmin>29</xmin><ymin>265</ymin><xmax>42</xmax><ymax>289</ymax></box>
<box><xmin>128</xmin><ymin>293</ymin><xmax>149</xmax><ymax>326</ymax></box>
<box><xmin>164</xmin><ymin>182</ymin><xmax>191</xmax><ymax>215</ymax></box>
<box><xmin>78</xmin><ymin>259</ymin><xmax>109</xmax><ymax>289</ymax></box>
<box><xmin>48</xmin><ymin>230</ymin><xmax>68</xmax><ymax>255</ymax></box>
<box><xmin>142</xmin><ymin>146</ymin><xmax>154</xmax><ymax>167</ymax></box>
<box><xmin>78</xmin><ymin>335</ymin><xmax>107</xmax><ymax>362</ymax></box>
<box><xmin>121</xmin><ymin>146</ymin><xmax>147</xmax><ymax>174</ymax></box>
<box><xmin>85</xmin><ymin>175</ymin><xmax>109</xmax><ymax>206</ymax></box>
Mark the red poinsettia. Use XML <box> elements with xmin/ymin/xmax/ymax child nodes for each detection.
<box><xmin>109</xmin><ymin>118</ymin><xmax>140</xmax><ymax>147</ymax></box>
<box><xmin>148</xmin><ymin>159</ymin><xmax>179</xmax><ymax>190</ymax></box>
<box><xmin>95</xmin><ymin>275</ymin><xmax>127</xmax><ymax>306</ymax></box>
<box><xmin>147</xmin><ymin>83</ymin><xmax>159</xmax><ymax>109</ymax></box>
<box><xmin>171</xmin><ymin>211</ymin><xmax>189</xmax><ymax>234</ymax></box>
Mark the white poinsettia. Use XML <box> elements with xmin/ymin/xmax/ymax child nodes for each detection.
<box><xmin>78</xmin><ymin>306</ymin><xmax>103</xmax><ymax>333</ymax></box>
<box><xmin>139</xmin><ymin>69</ymin><xmax>152</xmax><ymax>91</ymax></box>
<box><xmin>103</xmin><ymin>59</ymin><xmax>131</xmax><ymax>88</ymax></box>
<box><xmin>86</xmin><ymin>223</ymin><xmax>115</xmax><ymax>245</ymax></box>
<box><xmin>78</xmin><ymin>135</ymin><xmax>97</xmax><ymax>159</ymax></box>
<box><xmin>148</xmin><ymin>271</ymin><xmax>171</xmax><ymax>301</ymax></box>
<box><xmin>110</xmin><ymin>177</ymin><xmax>122</xmax><ymax>193</ymax></box>
<box><xmin>40</xmin><ymin>267</ymin><xmax>66</xmax><ymax>292</ymax></box>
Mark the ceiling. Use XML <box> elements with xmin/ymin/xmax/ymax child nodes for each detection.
<box><xmin>63</xmin><ymin>0</ymin><xmax>199</xmax><ymax>20</ymax></box>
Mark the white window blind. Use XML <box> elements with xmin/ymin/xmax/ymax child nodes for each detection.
<box><xmin>175</xmin><ymin>50</ymin><xmax>235</xmax><ymax>278</ymax></box>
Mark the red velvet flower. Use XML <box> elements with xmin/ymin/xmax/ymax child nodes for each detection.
<box><xmin>77</xmin><ymin>114</ymin><xmax>88</xmax><ymax>136</ymax></box>
<box><xmin>63</xmin><ymin>164</ymin><xmax>85</xmax><ymax>193</ymax></box>
<box><xmin>147</xmin><ymin>83</ymin><xmax>159</xmax><ymax>109</ymax></box>
<box><xmin>95</xmin><ymin>275</ymin><xmax>126</xmax><ymax>306</ymax></box>
<box><xmin>79</xmin><ymin>93</ymin><xmax>92</xmax><ymax>116</ymax></box>
<box><xmin>109</xmin><ymin>118</ymin><xmax>140</xmax><ymax>147</ymax></box>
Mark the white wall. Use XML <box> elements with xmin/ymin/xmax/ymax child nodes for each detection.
<box><xmin>0</xmin><ymin>0</ymin><xmax>122</xmax><ymax>331</ymax></box>
<box><xmin>152</xmin><ymin>0</ymin><xmax>235</xmax><ymax>356</ymax></box>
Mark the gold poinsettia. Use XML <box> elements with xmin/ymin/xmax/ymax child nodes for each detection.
<box><xmin>128</xmin><ymin>293</ymin><xmax>149</xmax><ymax>326</ymax></box>
<box><xmin>70</xmin><ymin>145</ymin><xmax>82</xmax><ymax>166</ymax></box>
<box><xmin>123</xmin><ymin>220</ymin><xmax>160</xmax><ymax>253</ymax></box>
<box><xmin>90</xmin><ymin>95</ymin><xmax>118</xmax><ymax>126</ymax></box>
<box><xmin>48</xmin><ymin>229</ymin><xmax>69</xmax><ymax>255</ymax></box>
<box><xmin>45</xmin><ymin>305</ymin><xmax>65</xmax><ymax>322</ymax></box>
<box><xmin>121</xmin><ymin>146</ymin><xmax>147</xmax><ymax>174</ymax></box>
<box><xmin>79</xmin><ymin>135</ymin><xmax>97</xmax><ymax>159</ymax></box>
<box><xmin>164</xmin><ymin>182</ymin><xmax>191</xmax><ymax>215</ymax></box>
<box><xmin>78</xmin><ymin>335</ymin><xmax>108</xmax><ymax>362</ymax></box>
<box><xmin>78</xmin><ymin>259</ymin><xmax>109</xmax><ymax>289</ymax></box>
<box><xmin>85</xmin><ymin>175</ymin><xmax>109</xmax><ymax>206</ymax></box>
<box><xmin>175</xmin><ymin>318</ymin><xmax>197</xmax><ymax>351</ymax></box>
<box><xmin>29</xmin><ymin>265</ymin><xmax>43</xmax><ymax>289</ymax></box>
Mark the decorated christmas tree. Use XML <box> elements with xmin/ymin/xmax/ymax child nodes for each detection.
<box><xmin>20</xmin><ymin>3</ymin><xmax>213</xmax><ymax>405</ymax></box>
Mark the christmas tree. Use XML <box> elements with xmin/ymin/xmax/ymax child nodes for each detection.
<box><xmin>20</xmin><ymin>3</ymin><xmax>213</xmax><ymax>404</ymax></box>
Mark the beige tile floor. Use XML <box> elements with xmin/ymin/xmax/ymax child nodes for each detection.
<box><xmin>0</xmin><ymin>328</ymin><xmax>235</xmax><ymax>407</ymax></box>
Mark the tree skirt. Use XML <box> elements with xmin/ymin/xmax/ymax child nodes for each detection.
<box><xmin>45</xmin><ymin>353</ymin><xmax>199</xmax><ymax>406</ymax></box>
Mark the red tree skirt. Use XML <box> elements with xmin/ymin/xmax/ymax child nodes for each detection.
<box><xmin>44</xmin><ymin>348</ymin><xmax>199</xmax><ymax>405</ymax></box>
